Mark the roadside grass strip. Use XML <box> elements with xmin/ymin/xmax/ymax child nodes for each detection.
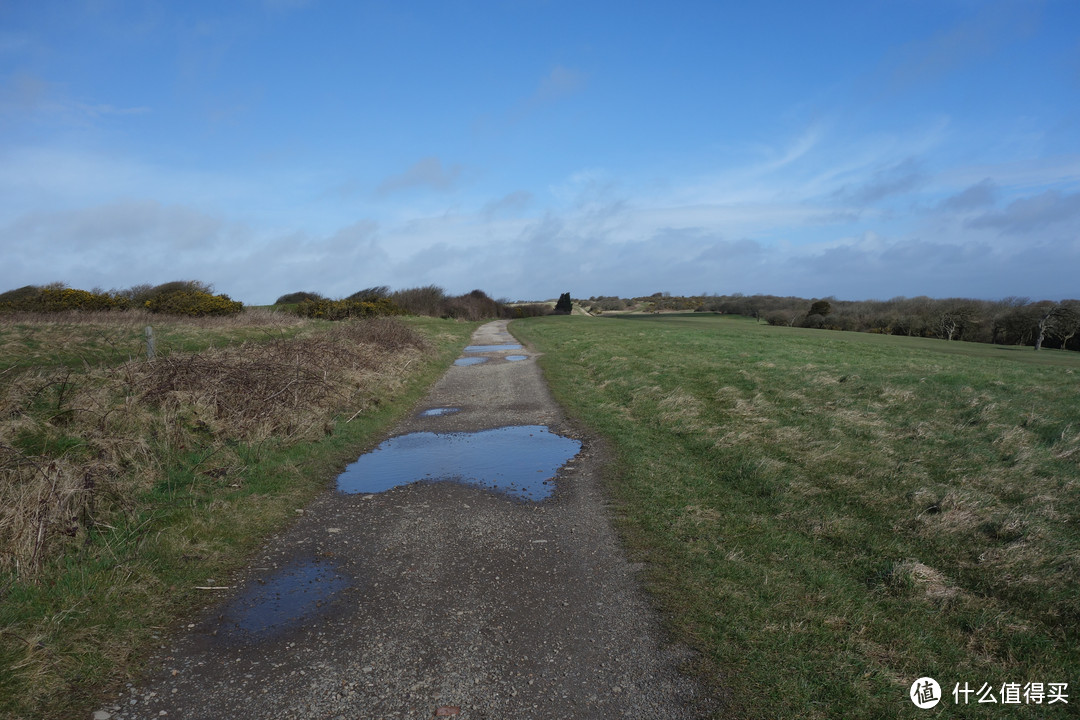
<box><xmin>0</xmin><ymin>314</ymin><xmax>477</xmax><ymax>719</ymax></box>
<box><xmin>512</xmin><ymin>314</ymin><xmax>1080</xmax><ymax>719</ymax></box>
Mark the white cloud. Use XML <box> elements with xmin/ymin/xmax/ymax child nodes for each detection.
<box><xmin>376</xmin><ymin>157</ymin><xmax>463</xmax><ymax>196</ymax></box>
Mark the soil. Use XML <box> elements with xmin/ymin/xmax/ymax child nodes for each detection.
<box><xmin>101</xmin><ymin>320</ymin><xmax>711</xmax><ymax>719</ymax></box>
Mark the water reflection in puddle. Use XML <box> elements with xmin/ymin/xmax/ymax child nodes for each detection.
<box><xmin>218</xmin><ymin>559</ymin><xmax>349</xmax><ymax>636</ymax></box>
<box><xmin>464</xmin><ymin>344</ymin><xmax>523</xmax><ymax>352</ymax></box>
<box><xmin>505</xmin><ymin>355</ymin><xmax>527</xmax><ymax>361</ymax></box>
<box><xmin>336</xmin><ymin>425</ymin><xmax>580</xmax><ymax>501</ymax></box>
<box><xmin>454</xmin><ymin>357</ymin><xmax>488</xmax><ymax>366</ymax></box>
<box><xmin>420</xmin><ymin>407</ymin><xmax>461</xmax><ymax>416</ymax></box>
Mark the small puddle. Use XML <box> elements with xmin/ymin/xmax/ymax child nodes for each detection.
<box><xmin>505</xmin><ymin>355</ymin><xmax>527</xmax><ymax>362</ymax></box>
<box><xmin>420</xmin><ymin>407</ymin><xmax>461</xmax><ymax>417</ymax></box>
<box><xmin>454</xmin><ymin>357</ymin><xmax>488</xmax><ymax>366</ymax></box>
<box><xmin>336</xmin><ymin>425</ymin><xmax>581</xmax><ymax>501</ymax></box>
<box><xmin>218</xmin><ymin>558</ymin><xmax>349</xmax><ymax>637</ymax></box>
<box><xmin>464</xmin><ymin>344</ymin><xmax>523</xmax><ymax>352</ymax></box>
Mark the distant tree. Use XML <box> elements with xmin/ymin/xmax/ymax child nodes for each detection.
<box><xmin>939</xmin><ymin>305</ymin><xmax>977</xmax><ymax>341</ymax></box>
<box><xmin>808</xmin><ymin>300</ymin><xmax>833</xmax><ymax>317</ymax></box>
<box><xmin>554</xmin><ymin>292</ymin><xmax>573</xmax><ymax>314</ymax></box>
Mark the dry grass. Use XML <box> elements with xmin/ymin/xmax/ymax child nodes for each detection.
<box><xmin>0</xmin><ymin>316</ymin><xmax>426</xmax><ymax>577</ymax></box>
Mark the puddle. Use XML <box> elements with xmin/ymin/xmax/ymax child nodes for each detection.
<box><xmin>454</xmin><ymin>357</ymin><xmax>488</xmax><ymax>366</ymax></box>
<box><xmin>336</xmin><ymin>425</ymin><xmax>581</xmax><ymax>501</ymax></box>
<box><xmin>464</xmin><ymin>344</ymin><xmax>522</xmax><ymax>352</ymax></box>
<box><xmin>505</xmin><ymin>355</ymin><xmax>527</xmax><ymax>361</ymax></box>
<box><xmin>420</xmin><ymin>407</ymin><xmax>461</xmax><ymax>416</ymax></box>
<box><xmin>218</xmin><ymin>558</ymin><xmax>350</xmax><ymax>636</ymax></box>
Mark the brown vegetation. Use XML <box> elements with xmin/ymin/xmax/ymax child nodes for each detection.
<box><xmin>0</xmin><ymin>316</ymin><xmax>426</xmax><ymax>577</ymax></box>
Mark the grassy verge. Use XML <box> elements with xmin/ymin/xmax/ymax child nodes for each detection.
<box><xmin>0</xmin><ymin>308</ymin><xmax>310</xmax><ymax>372</ymax></box>
<box><xmin>0</xmin><ymin>314</ymin><xmax>477</xmax><ymax>719</ymax></box>
<box><xmin>512</xmin><ymin>313</ymin><xmax>1080</xmax><ymax>719</ymax></box>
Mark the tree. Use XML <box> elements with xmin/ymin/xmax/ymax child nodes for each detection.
<box><xmin>554</xmin><ymin>292</ymin><xmax>573</xmax><ymax>314</ymax></box>
<box><xmin>1049</xmin><ymin>301</ymin><xmax>1080</xmax><ymax>350</ymax></box>
<box><xmin>1035</xmin><ymin>302</ymin><xmax>1080</xmax><ymax>351</ymax></box>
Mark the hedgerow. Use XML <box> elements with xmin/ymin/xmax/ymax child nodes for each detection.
<box><xmin>294</xmin><ymin>296</ymin><xmax>403</xmax><ymax>320</ymax></box>
<box><xmin>0</xmin><ymin>282</ymin><xmax>244</xmax><ymax>317</ymax></box>
<box><xmin>0</xmin><ymin>285</ymin><xmax>127</xmax><ymax>313</ymax></box>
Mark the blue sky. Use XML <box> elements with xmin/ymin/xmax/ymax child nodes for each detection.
<box><xmin>1</xmin><ymin>0</ymin><xmax>1078</xmax><ymax>304</ymax></box>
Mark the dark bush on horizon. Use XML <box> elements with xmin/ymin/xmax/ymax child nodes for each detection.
<box><xmin>294</xmin><ymin>296</ymin><xmax>403</xmax><ymax>321</ymax></box>
<box><xmin>390</xmin><ymin>285</ymin><xmax>447</xmax><ymax>316</ymax></box>
<box><xmin>439</xmin><ymin>289</ymin><xmax>511</xmax><ymax>321</ymax></box>
<box><xmin>274</xmin><ymin>291</ymin><xmax>326</xmax><ymax>305</ymax></box>
<box><xmin>347</xmin><ymin>286</ymin><xmax>391</xmax><ymax>302</ymax></box>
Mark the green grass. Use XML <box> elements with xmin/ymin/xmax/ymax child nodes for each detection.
<box><xmin>0</xmin><ymin>315</ymin><xmax>478</xmax><ymax>720</ymax></box>
<box><xmin>512</xmin><ymin>313</ymin><xmax>1080</xmax><ymax>719</ymax></box>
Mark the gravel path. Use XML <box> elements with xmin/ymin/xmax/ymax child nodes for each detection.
<box><xmin>101</xmin><ymin>320</ymin><xmax>709</xmax><ymax>719</ymax></box>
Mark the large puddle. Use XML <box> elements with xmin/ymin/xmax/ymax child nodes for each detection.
<box><xmin>454</xmin><ymin>356</ymin><xmax>488</xmax><ymax>366</ymax></box>
<box><xmin>217</xmin><ymin>558</ymin><xmax>349</xmax><ymax>637</ymax></box>
<box><xmin>336</xmin><ymin>425</ymin><xmax>580</xmax><ymax>501</ymax></box>
<box><xmin>464</xmin><ymin>344</ymin><xmax>522</xmax><ymax>352</ymax></box>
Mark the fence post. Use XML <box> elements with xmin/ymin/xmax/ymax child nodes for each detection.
<box><xmin>145</xmin><ymin>326</ymin><xmax>156</xmax><ymax>360</ymax></box>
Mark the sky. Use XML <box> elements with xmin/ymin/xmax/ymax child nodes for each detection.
<box><xmin>1</xmin><ymin>0</ymin><xmax>1078</xmax><ymax>304</ymax></box>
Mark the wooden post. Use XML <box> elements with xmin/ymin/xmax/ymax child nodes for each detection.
<box><xmin>145</xmin><ymin>326</ymin><xmax>156</xmax><ymax>360</ymax></box>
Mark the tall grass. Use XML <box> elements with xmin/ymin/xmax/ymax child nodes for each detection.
<box><xmin>513</xmin><ymin>314</ymin><xmax>1080</xmax><ymax>719</ymax></box>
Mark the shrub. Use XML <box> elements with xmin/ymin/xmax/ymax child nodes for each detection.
<box><xmin>144</xmin><ymin>290</ymin><xmax>243</xmax><ymax>316</ymax></box>
<box><xmin>439</xmin><ymin>290</ymin><xmax>509</xmax><ymax>321</ymax></box>
<box><xmin>0</xmin><ymin>285</ymin><xmax>127</xmax><ymax>313</ymax></box>
<box><xmin>347</xmin><ymin>286</ymin><xmax>391</xmax><ymax>302</ymax></box>
<box><xmin>511</xmin><ymin>303</ymin><xmax>551</xmax><ymax>318</ymax></box>
<box><xmin>294</xmin><ymin>296</ymin><xmax>403</xmax><ymax>320</ymax></box>
<box><xmin>274</xmin><ymin>291</ymin><xmax>325</xmax><ymax>305</ymax></box>
<box><xmin>390</xmin><ymin>285</ymin><xmax>447</xmax><ymax>316</ymax></box>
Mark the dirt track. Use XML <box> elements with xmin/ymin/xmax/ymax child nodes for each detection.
<box><xmin>102</xmin><ymin>320</ymin><xmax>708</xmax><ymax>719</ymax></box>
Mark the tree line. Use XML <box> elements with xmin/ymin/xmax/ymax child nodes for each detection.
<box><xmin>582</xmin><ymin>293</ymin><xmax>1080</xmax><ymax>351</ymax></box>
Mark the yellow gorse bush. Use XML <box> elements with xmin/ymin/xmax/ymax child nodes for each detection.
<box><xmin>0</xmin><ymin>284</ymin><xmax>243</xmax><ymax>316</ymax></box>
<box><xmin>143</xmin><ymin>290</ymin><xmax>243</xmax><ymax>316</ymax></box>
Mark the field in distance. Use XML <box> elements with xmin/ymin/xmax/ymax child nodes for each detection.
<box><xmin>513</xmin><ymin>312</ymin><xmax>1080</xmax><ymax>719</ymax></box>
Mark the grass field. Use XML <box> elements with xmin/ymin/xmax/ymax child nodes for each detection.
<box><xmin>513</xmin><ymin>313</ymin><xmax>1080</xmax><ymax>719</ymax></box>
<box><xmin>0</xmin><ymin>312</ymin><xmax>478</xmax><ymax>719</ymax></box>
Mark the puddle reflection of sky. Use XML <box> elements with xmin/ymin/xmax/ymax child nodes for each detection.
<box><xmin>218</xmin><ymin>559</ymin><xmax>349</xmax><ymax>637</ymax></box>
<box><xmin>336</xmin><ymin>425</ymin><xmax>580</xmax><ymax>501</ymax></box>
